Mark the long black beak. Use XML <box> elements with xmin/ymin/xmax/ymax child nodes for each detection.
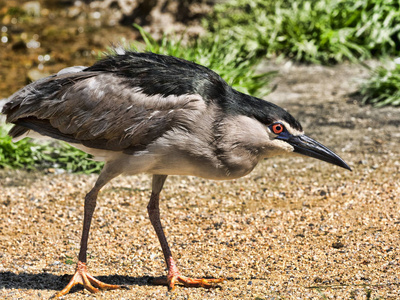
<box><xmin>286</xmin><ymin>135</ymin><xmax>351</xmax><ymax>171</ymax></box>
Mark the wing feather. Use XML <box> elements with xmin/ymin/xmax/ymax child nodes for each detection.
<box><xmin>3</xmin><ymin>71</ymin><xmax>207</xmax><ymax>153</ymax></box>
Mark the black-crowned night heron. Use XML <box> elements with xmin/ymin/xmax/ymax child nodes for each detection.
<box><xmin>2</xmin><ymin>51</ymin><xmax>351</xmax><ymax>297</ymax></box>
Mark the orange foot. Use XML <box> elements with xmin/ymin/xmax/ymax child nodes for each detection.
<box><xmin>152</xmin><ymin>257</ymin><xmax>224</xmax><ymax>290</ymax></box>
<box><xmin>152</xmin><ymin>274</ymin><xmax>224</xmax><ymax>290</ymax></box>
<box><xmin>169</xmin><ymin>273</ymin><xmax>224</xmax><ymax>290</ymax></box>
<box><xmin>52</xmin><ymin>261</ymin><xmax>121</xmax><ymax>298</ymax></box>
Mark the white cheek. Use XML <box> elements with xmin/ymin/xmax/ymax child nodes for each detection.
<box><xmin>274</xmin><ymin>139</ymin><xmax>294</xmax><ymax>152</ymax></box>
<box><xmin>263</xmin><ymin>139</ymin><xmax>294</xmax><ymax>157</ymax></box>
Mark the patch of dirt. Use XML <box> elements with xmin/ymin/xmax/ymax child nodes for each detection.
<box><xmin>1</xmin><ymin>61</ymin><xmax>399</xmax><ymax>299</ymax></box>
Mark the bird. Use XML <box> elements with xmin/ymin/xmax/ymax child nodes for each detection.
<box><xmin>2</xmin><ymin>50</ymin><xmax>351</xmax><ymax>297</ymax></box>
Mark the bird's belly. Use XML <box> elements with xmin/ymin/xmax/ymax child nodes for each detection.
<box><xmin>66</xmin><ymin>136</ymin><xmax>257</xmax><ymax>180</ymax></box>
<box><xmin>142</xmin><ymin>151</ymin><xmax>256</xmax><ymax>180</ymax></box>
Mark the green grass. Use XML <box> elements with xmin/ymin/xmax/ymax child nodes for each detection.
<box><xmin>0</xmin><ymin>125</ymin><xmax>45</xmax><ymax>170</ymax></box>
<box><xmin>0</xmin><ymin>27</ymin><xmax>274</xmax><ymax>172</ymax></box>
<box><xmin>359</xmin><ymin>60</ymin><xmax>400</xmax><ymax>107</ymax></box>
<box><xmin>205</xmin><ymin>0</ymin><xmax>400</xmax><ymax>64</ymax></box>
<box><xmin>64</xmin><ymin>255</ymin><xmax>75</xmax><ymax>265</ymax></box>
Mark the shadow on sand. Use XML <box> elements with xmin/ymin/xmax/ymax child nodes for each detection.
<box><xmin>0</xmin><ymin>271</ymin><xmax>154</xmax><ymax>292</ymax></box>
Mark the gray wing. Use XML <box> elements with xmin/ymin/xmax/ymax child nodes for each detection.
<box><xmin>3</xmin><ymin>71</ymin><xmax>206</xmax><ymax>153</ymax></box>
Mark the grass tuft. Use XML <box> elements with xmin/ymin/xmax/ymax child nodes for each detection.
<box><xmin>360</xmin><ymin>60</ymin><xmax>400</xmax><ymax>107</ymax></box>
<box><xmin>205</xmin><ymin>0</ymin><xmax>400</xmax><ymax>64</ymax></box>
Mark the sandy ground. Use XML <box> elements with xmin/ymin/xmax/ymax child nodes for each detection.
<box><xmin>0</xmin><ymin>62</ymin><xmax>399</xmax><ymax>299</ymax></box>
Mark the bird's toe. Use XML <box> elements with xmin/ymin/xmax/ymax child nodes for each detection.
<box><xmin>174</xmin><ymin>275</ymin><xmax>224</xmax><ymax>289</ymax></box>
<box><xmin>151</xmin><ymin>274</ymin><xmax>224</xmax><ymax>290</ymax></box>
<box><xmin>52</xmin><ymin>262</ymin><xmax>120</xmax><ymax>298</ymax></box>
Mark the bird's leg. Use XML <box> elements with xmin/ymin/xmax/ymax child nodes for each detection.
<box><xmin>53</xmin><ymin>168</ymin><xmax>121</xmax><ymax>298</ymax></box>
<box><xmin>148</xmin><ymin>175</ymin><xmax>224</xmax><ymax>290</ymax></box>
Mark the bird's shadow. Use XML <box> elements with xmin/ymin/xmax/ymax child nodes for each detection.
<box><xmin>0</xmin><ymin>271</ymin><xmax>154</xmax><ymax>292</ymax></box>
<box><xmin>0</xmin><ymin>271</ymin><xmax>236</xmax><ymax>294</ymax></box>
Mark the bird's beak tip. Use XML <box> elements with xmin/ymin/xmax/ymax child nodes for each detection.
<box><xmin>287</xmin><ymin>134</ymin><xmax>351</xmax><ymax>171</ymax></box>
<box><xmin>336</xmin><ymin>162</ymin><xmax>352</xmax><ymax>172</ymax></box>
<box><xmin>344</xmin><ymin>165</ymin><xmax>352</xmax><ymax>172</ymax></box>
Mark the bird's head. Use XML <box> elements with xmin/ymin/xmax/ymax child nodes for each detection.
<box><xmin>223</xmin><ymin>91</ymin><xmax>351</xmax><ymax>171</ymax></box>
<box><xmin>262</xmin><ymin>119</ymin><xmax>351</xmax><ymax>171</ymax></box>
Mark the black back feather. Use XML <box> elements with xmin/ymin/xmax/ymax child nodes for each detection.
<box><xmin>85</xmin><ymin>51</ymin><xmax>302</xmax><ymax>131</ymax></box>
<box><xmin>85</xmin><ymin>51</ymin><xmax>227</xmax><ymax>101</ymax></box>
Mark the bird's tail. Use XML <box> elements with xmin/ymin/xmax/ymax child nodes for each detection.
<box><xmin>7</xmin><ymin>125</ymin><xmax>29</xmax><ymax>142</ymax></box>
<box><xmin>1</xmin><ymin>97</ymin><xmax>30</xmax><ymax>141</ymax></box>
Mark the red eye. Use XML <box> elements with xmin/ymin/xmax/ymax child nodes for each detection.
<box><xmin>272</xmin><ymin>123</ymin><xmax>284</xmax><ymax>134</ymax></box>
